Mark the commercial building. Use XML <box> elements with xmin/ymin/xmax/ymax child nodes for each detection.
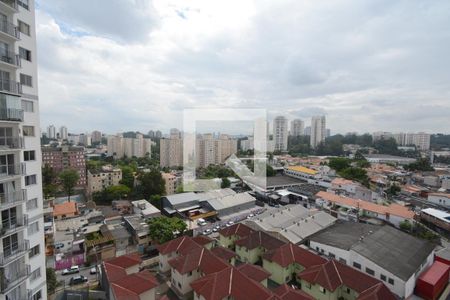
<box><xmin>159</xmin><ymin>137</ymin><xmax>183</xmax><ymax>168</ymax></box>
<box><xmin>364</xmin><ymin>154</ymin><xmax>416</xmax><ymax>165</ymax></box>
<box><xmin>309</xmin><ymin>222</ymin><xmax>435</xmax><ymax>298</ymax></box>
<box><xmin>427</xmin><ymin>193</ymin><xmax>450</xmax><ymax>208</ymax></box>
<box><xmin>290</xmin><ymin>119</ymin><xmax>304</xmax><ymax>137</ymax></box>
<box><xmin>87</xmin><ymin>165</ymin><xmax>122</xmax><ymax>195</ymax></box>
<box><xmin>0</xmin><ymin>0</ymin><xmax>47</xmax><ymax>298</ymax></box>
<box><xmin>310</xmin><ymin>115</ymin><xmax>326</xmax><ymax>148</ymax></box>
<box><xmin>273</xmin><ymin>116</ymin><xmax>288</xmax><ymax>151</ymax></box>
<box><xmin>41</xmin><ymin>145</ymin><xmax>86</xmax><ymax>186</ymax></box>
<box><xmin>107</xmin><ymin>133</ymin><xmax>152</xmax><ymax>158</ymax></box>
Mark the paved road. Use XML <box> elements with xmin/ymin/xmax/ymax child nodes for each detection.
<box><xmin>56</xmin><ymin>265</ymin><xmax>99</xmax><ymax>287</ymax></box>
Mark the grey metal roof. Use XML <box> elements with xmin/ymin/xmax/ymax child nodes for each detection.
<box><xmin>309</xmin><ymin>222</ymin><xmax>381</xmax><ymax>250</ymax></box>
<box><xmin>352</xmin><ymin>226</ymin><xmax>436</xmax><ymax>281</ymax></box>
<box><xmin>206</xmin><ymin>192</ymin><xmax>255</xmax><ymax>211</ymax></box>
<box><xmin>163</xmin><ymin>192</ymin><xmax>200</xmax><ymax>206</ymax></box>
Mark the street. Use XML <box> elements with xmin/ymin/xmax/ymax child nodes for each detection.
<box><xmin>56</xmin><ymin>265</ymin><xmax>99</xmax><ymax>287</ymax></box>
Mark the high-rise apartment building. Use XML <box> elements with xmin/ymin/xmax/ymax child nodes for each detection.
<box><xmin>42</xmin><ymin>145</ymin><xmax>87</xmax><ymax>186</ymax></box>
<box><xmin>195</xmin><ymin>134</ymin><xmax>238</xmax><ymax>168</ymax></box>
<box><xmin>411</xmin><ymin>132</ymin><xmax>430</xmax><ymax>151</ymax></box>
<box><xmin>273</xmin><ymin>116</ymin><xmax>288</xmax><ymax>151</ymax></box>
<box><xmin>0</xmin><ymin>1</ymin><xmax>47</xmax><ymax>298</ymax></box>
<box><xmin>160</xmin><ymin>136</ymin><xmax>183</xmax><ymax>168</ymax></box>
<box><xmin>91</xmin><ymin>130</ymin><xmax>102</xmax><ymax>144</ymax></box>
<box><xmin>46</xmin><ymin>124</ymin><xmax>55</xmax><ymax>139</ymax></box>
<box><xmin>170</xmin><ymin>128</ymin><xmax>181</xmax><ymax>139</ymax></box>
<box><xmin>59</xmin><ymin>125</ymin><xmax>68</xmax><ymax>140</ymax></box>
<box><xmin>155</xmin><ymin>130</ymin><xmax>162</xmax><ymax>139</ymax></box>
<box><xmin>304</xmin><ymin>126</ymin><xmax>311</xmax><ymax>136</ymax></box>
<box><xmin>107</xmin><ymin>133</ymin><xmax>152</xmax><ymax>158</ymax></box>
<box><xmin>372</xmin><ymin>131</ymin><xmax>430</xmax><ymax>151</ymax></box>
<box><xmin>290</xmin><ymin>119</ymin><xmax>304</xmax><ymax>137</ymax></box>
<box><xmin>310</xmin><ymin>115</ymin><xmax>326</xmax><ymax>148</ymax></box>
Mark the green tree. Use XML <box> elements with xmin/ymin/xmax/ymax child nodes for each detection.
<box><xmin>119</xmin><ymin>166</ymin><xmax>135</xmax><ymax>189</ymax></box>
<box><xmin>137</xmin><ymin>169</ymin><xmax>165</xmax><ymax>200</ymax></box>
<box><xmin>150</xmin><ymin>194</ymin><xmax>162</xmax><ymax>209</ymax></box>
<box><xmin>266</xmin><ymin>165</ymin><xmax>276</xmax><ymax>177</ymax></box>
<box><xmin>147</xmin><ymin>216</ymin><xmax>187</xmax><ymax>244</ymax></box>
<box><xmin>405</xmin><ymin>158</ymin><xmax>434</xmax><ymax>172</ymax></box>
<box><xmin>373</xmin><ymin>138</ymin><xmax>399</xmax><ymax>155</ymax></box>
<box><xmin>106</xmin><ymin>184</ymin><xmax>130</xmax><ymax>199</ymax></box>
<box><xmin>399</xmin><ymin>220</ymin><xmax>412</xmax><ymax>232</ymax></box>
<box><xmin>386</xmin><ymin>184</ymin><xmax>401</xmax><ymax>197</ymax></box>
<box><xmin>58</xmin><ymin>169</ymin><xmax>80</xmax><ymax>201</ymax></box>
<box><xmin>339</xmin><ymin>167</ymin><xmax>370</xmax><ymax>187</ymax></box>
<box><xmin>221</xmin><ymin>177</ymin><xmax>231</xmax><ymax>188</ymax></box>
<box><xmin>328</xmin><ymin>157</ymin><xmax>351</xmax><ymax>172</ymax></box>
<box><xmin>46</xmin><ymin>267</ymin><xmax>58</xmax><ymax>294</ymax></box>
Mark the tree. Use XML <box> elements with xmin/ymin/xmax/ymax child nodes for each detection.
<box><xmin>339</xmin><ymin>167</ymin><xmax>370</xmax><ymax>187</ymax></box>
<box><xmin>46</xmin><ymin>267</ymin><xmax>58</xmax><ymax>294</ymax></box>
<box><xmin>150</xmin><ymin>194</ymin><xmax>162</xmax><ymax>209</ymax></box>
<box><xmin>106</xmin><ymin>184</ymin><xmax>130</xmax><ymax>199</ymax></box>
<box><xmin>147</xmin><ymin>216</ymin><xmax>187</xmax><ymax>244</ymax></box>
<box><xmin>59</xmin><ymin>169</ymin><xmax>80</xmax><ymax>201</ymax></box>
<box><xmin>399</xmin><ymin>220</ymin><xmax>412</xmax><ymax>232</ymax></box>
<box><xmin>137</xmin><ymin>169</ymin><xmax>165</xmax><ymax>200</ymax></box>
<box><xmin>221</xmin><ymin>177</ymin><xmax>231</xmax><ymax>188</ymax></box>
<box><xmin>405</xmin><ymin>158</ymin><xmax>434</xmax><ymax>172</ymax></box>
<box><xmin>266</xmin><ymin>165</ymin><xmax>276</xmax><ymax>177</ymax></box>
<box><xmin>328</xmin><ymin>157</ymin><xmax>351</xmax><ymax>172</ymax></box>
<box><xmin>120</xmin><ymin>166</ymin><xmax>136</xmax><ymax>189</ymax></box>
<box><xmin>373</xmin><ymin>138</ymin><xmax>399</xmax><ymax>155</ymax></box>
<box><xmin>386</xmin><ymin>184</ymin><xmax>401</xmax><ymax>197</ymax></box>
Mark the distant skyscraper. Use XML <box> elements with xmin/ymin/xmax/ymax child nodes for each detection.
<box><xmin>290</xmin><ymin>119</ymin><xmax>304</xmax><ymax>137</ymax></box>
<box><xmin>108</xmin><ymin>133</ymin><xmax>152</xmax><ymax>158</ymax></box>
<box><xmin>47</xmin><ymin>124</ymin><xmax>56</xmax><ymax>139</ymax></box>
<box><xmin>170</xmin><ymin>128</ymin><xmax>181</xmax><ymax>139</ymax></box>
<box><xmin>304</xmin><ymin>126</ymin><xmax>311</xmax><ymax>136</ymax></box>
<box><xmin>155</xmin><ymin>130</ymin><xmax>162</xmax><ymax>138</ymax></box>
<box><xmin>273</xmin><ymin>116</ymin><xmax>288</xmax><ymax>151</ymax></box>
<box><xmin>59</xmin><ymin>126</ymin><xmax>68</xmax><ymax>140</ymax></box>
<box><xmin>148</xmin><ymin>130</ymin><xmax>155</xmax><ymax>138</ymax></box>
<box><xmin>310</xmin><ymin>116</ymin><xmax>326</xmax><ymax>148</ymax></box>
<box><xmin>91</xmin><ymin>130</ymin><xmax>102</xmax><ymax>143</ymax></box>
<box><xmin>326</xmin><ymin>128</ymin><xmax>331</xmax><ymax>138</ymax></box>
<box><xmin>160</xmin><ymin>137</ymin><xmax>183</xmax><ymax>167</ymax></box>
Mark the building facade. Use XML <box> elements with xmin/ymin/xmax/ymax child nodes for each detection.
<box><xmin>290</xmin><ymin>119</ymin><xmax>304</xmax><ymax>137</ymax></box>
<box><xmin>0</xmin><ymin>0</ymin><xmax>47</xmax><ymax>298</ymax></box>
<box><xmin>310</xmin><ymin>115</ymin><xmax>326</xmax><ymax>148</ymax></box>
<box><xmin>107</xmin><ymin>133</ymin><xmax>152</xmax><ymax>159</ymax></box>
<box><xmin>42</xmin><ymin>145</ymin><xmax>86</xmax><ymax>186</ymax></box>
<box><xmin>160</xmin><ymin>137</ymin><xmax>183</xmax><ymax>168</ymax></box>
<box><xmin>273</xmin><ymin>116</ymin><xmax>288</xmax><ymax>151</ymax></box>
<box><xmin>91</xmin><ymin>130</ymin><xmax>102</xmax><ymax>144</ymax></box>
<box><xmin>87</xmin><ymin>165</ymin><xmax>122</xmax><ymax>195</ymax></box>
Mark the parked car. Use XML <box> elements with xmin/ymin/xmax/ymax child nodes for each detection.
<box><xmin>203</xmin><ymin>229</ymin><xmax>212</xmax><ymax>235</ymax></box>
<box><xmin>226</xmin><ymin>220</ymin><xmax>234</xmax><ymax>227</ymax></box>
<box><xmin>69</xmin><ymin>275</ymin><xmax>88</xmax><ymax>285</ymax></box>
<box><xmin>62</xmin><ymin>265</ymin><xmax>79</xmax><ymax>275</ymax></box>
<box><xmin>90</xmin><ymin>267</ymin><xmax>97</xmax><ymax>274</ymax></box>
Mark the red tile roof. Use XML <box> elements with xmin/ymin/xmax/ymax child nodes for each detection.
<box><xmin>111</xmin><ymin>270</ymin><xmax>159</xmax><ymax>300</ymax></box>
<box><xmin>53</xmin><ymin>201</ymin><xmax>78</xmax><ymax>217</ymax></box>
<box><xmin>191</xmin><ymin>266</ymin><xmax>273</xmax><ymax>300</ymax></box>
<box><xmin>168</xmin><ymin>248</ymin><xmax>230</xmax><ymax>275</ymax></box>
<box><xmin>237</xmin><ymin>263</ymin><xmax>271</xmax><ymax>283</ymax></box>
<box><xmin>273</xmin><ymin>284</ymin><xmax>314</xmax><ymax>300</ymax></box>
<box><xmin>103</xmin><ymin>262</ymin><xmax>127</xmax><ymax>283</ymax></box>
<box><xmin>211</xmin><ymin>246</ymin><xmax>237</xmax><ymax>262</ymax></box>
<box><xmin>298</xmin><ymin>260</ymin><xmax>395</xmax><ymax>298</ymax></box>
<box><xmin>357</xmin><ymin>283</ymin><xmax>396</xmax><ymax>300</ymax></box>
<box><xmin>156</xmin><ymin>236</ymin><xmax>203</xmax><ymax>255</ymax></box>
<box><xmin>218</xmin><ymin>223</ymin><xmax>254</xmax><ymax>238</ymax></box>
<box><xmin>192</xmin><ymin>235</ymin><xmax>214</xmax><ymax>246</ymax></box>
<box><xmin>105</xmin><ymin>253</ymin><xmax>141</xmax><ymax>269</ymax></box>
<box><xmin>263</xmin><ymin>243</ymin><xmax>326</xmax><ymax>268</ymax></box>
<box><xmin>235</xmin><ymin>231</ymin><xmax>285</xmax><ymax>251</ymax></box>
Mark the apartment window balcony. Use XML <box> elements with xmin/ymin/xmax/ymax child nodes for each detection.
<box><xmin>0</xmin><ymin>0</ymin><xmax>18</xmax><ymax>12</ymax></box>
<box><xmin>0</xmin><ymin>21</ymin><xmax>19</xmax><ymax>40</ymax></box>
<box><xmin>0</xmin><ymin>215</ymin><xmax>27</xmax><ymax>235</ymax></box>
<box><xmin>0</xmin><ymin>50</ymin><xmax>20</xmax><ymax>68</ymax></box>
<box><xmin>0</xmin><ymin>240</ymin><xmax>29</xmax><ymax>266</ymax></box>
<box><xmin>0</xmin><ymin>190</ymin><xmax>25</xmax><ymax>208</ymax></box>
<box><xmin>0</xmin><ymin>137</ymin><xmax>24</xmax><ymax>151</ymax></box>
<box><xmin>0</xmin><ymin>264</ymin><xmax>30</xmax><ymax>293</ymax></box>
<box><xmin>0</xmin><ymin>163</ymin><xmax>23</xmax><ymax>179</ymax></box>
<box><xmin>0</xmin><ymin>108</ymin><xmax>23</xmax><ymax>121</ymax></box>
<box><xmin>0</xmin><ymin>79</ymin><xmax>22</xmax><ymax>96</ymax></box>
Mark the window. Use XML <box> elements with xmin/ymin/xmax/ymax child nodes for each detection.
<box><xmin>339</xmin><ymin>258</ymin><xmax>347</xmax><ymax>265</ymax></box>
<box><xmin>19</xmin><ymin>47</ymin><xmax>31</xmax><ymax>62</ymax></box>
<box><xmin>24</xmin><ymin>150</ymin><xmax>35</xmax><ymax>161</ymax></box>
<box><xmin>29</xmin><ymin>244</ymin><xmax>40</xmax><ymax>258</ymax></box>
<box><xmin>346</xmin><ymin>288</ymin><xmax>351</xmax><ymax>294</ymax></box>
<box><xmin>380</xmin><ymin>274</ymin><xmax>386</xmax><ymax>282</ymax></box>
<box><xmin>365</xmin><ymin>267</ymin><xmax>375</xmax><ymax>276</ymax></box>
<box><xmin>28</xmin><ymin>221</ymin><xmax>39</xmax><ymax>235</ymax></box>
<box><xmin>22</xmin><ymin>100</ymin><xmax>34</xmax><ymax>112</ymax></box>
<box><xmin>26</xmin><ymin>197</ymin><xmax>38</xmax><ymax>210</ymax></box>
<box><xmin>31</xmin><ymin>290</ymin><xmax>42</xmax><ymax>300</ymax></box>
<box><xmin>23</xmin><ymin>125</ymin><xmax>34</xmax><ymax>136</ymax></box>
<box><xmin>329</xmin><ymin>252</ymin><xmax>335</xmax><ymax>258</ymax></box>
<box><xmin>20</xmin><ymin>73</ymin><xmax>32</xmax><ymax>87</ymax></box>
<box><xmin>2</xmin><ymin>233</ymin><xmax>18</xmax><ymax>257</ymax></box>
<box><xmin>18</xmin><ymin>20</ymin><xmax>30</xmax><ymax>36</ymax></box>
<box><xmin>30</xmin><ymin>267</ymin><xmax>41</xmax><ymax>282</ymax></box>
<box><xmin>388</xmin><ymin>278</ymin><xmax>394</xmax><ymax>285</ymax></box>
<box><xmin>25</xmin><ymin>175</ymin><xmax>37</xmax><ymax>186</ymax></box>
<box><xmin>319</xmin><ymin>286</ymin><xmax>326</xmax><ymax>294</ymax></box>
<box><xmin>353</xmin><ymin>262</ymin><xmax>361</xmax><ymax>269</ymax></box>
<box><xmin>18</xmin><ymin>0</ymin><xmax>29</xmax><ymax>10</ymax></box>
<box><xmin>188</xmin><ymin>271</ymin><xmax>192</xmax><ymax>276</ymax></box>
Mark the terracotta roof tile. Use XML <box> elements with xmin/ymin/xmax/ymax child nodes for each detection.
<box><xmin>235</xmin><ymin>231</ymin><xmax>285</xmax><ymax>251</ymax></box>
<box><xmin>168</xmin><ymin>248</ymin><xmax>230</xmax><ymax>275</ymax></box>
<box><xmin>263</xmin><ymin>243</ymin><xmax>326</xmax><ymax>268</ymax></box>
<box><xmin>273</xmin><ymin>284</ymin><xmax>314</xmax><ymax>300</ymax></box>
<box><xmin>211</xmin><ymin>246</ymin><xmax>237</xmax><ymax>262</ymax></box>
<box><xmin>156</xmin><ymin>236</ymin><xmax>203</xmax><ymax>255</ymax></box>
<box><xmin>237</xmin><ymin>264</ymin><xmax>271</xmax><ymax>283</ymax></box>
<box><xmin>111</xmin><ymin>270</ymin><xmax>158</xmax><ymax>300</ymax></box>
<box><xmin>218</xmin><ymin>223</ymin><xmax>254</xmax><ymax>238</ymax></box>
<box><xmin>53</xmin><ymin>201</ymin><xmax>78</xmax><ymax>217</ymax></box>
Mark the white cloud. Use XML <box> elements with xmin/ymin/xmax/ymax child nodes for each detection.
<box><xmin>36</xmin><ymin>0</ymin><xmax>450</xmax><ymax>134</ymax></box>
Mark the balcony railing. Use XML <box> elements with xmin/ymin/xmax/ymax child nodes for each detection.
<box><xmin>0</xmin><ymin>21</ymin><xmax>19</xmax><ymax>39</ymax></box>
<box><xmin>0</xmin><ymin>0</ymin><xmax>18</xmax><ymax>10</ymax></box>
<box><xmin>0</xmin><ymin>190</ymin><xmax>25</xmax><ymax>207</ymax></box>
<box><xmin>0</xmin><ymin>137</ymin><xmax>24</xmax><ymax>150</ymax></box>
<box><xmin>0</xmin><ymin>240</ymin><xmax>29</xmax><ymax>266</ymax></box>
<box><xmin>0</xmin><ymin>108</ymin><xmax>23</xmax><ymax>122</ymax></box>
<box><xmin>0</xmin><ymin>79</ymin><xmax>22</xmax><ymax>95</ymax></box>
<box><xmin>0</xmin><ymin>50</ymin><xmax>20</xmax><ymax>67</ymax></box>
<box><xmin>0</xmin><ymin>264</ymin><xmax>30</xmax><ymax>293</ymax></box>
<box><xmin>0</xmin><ymin>163</ymin><xmax>23</xmax><ymax>179</ymax></box>
<box><xmin>0</xmin><ymin>215</ymin><xmax>28</xmax><ymax>235</ymax></box>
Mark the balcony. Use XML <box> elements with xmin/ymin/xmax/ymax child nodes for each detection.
<box><xmin>0</xmin><ymin>264</ymin><xmax>30</xmax><ymax>293</ymax></box>
<box><xmin>0</xmin><ymin>240</ymin><xmax>29</xmax><ymax>266</ymax></box>
<box><xmin>0</xmin><ymin>215</ymin><xmax>28</xmax><ymax>235</ymax></box>
<box><xmin>0</xmin><ymin>137</ymin><xmax>24</xmax><ymax>151</ymax></box>
<box><xmin>0</xmin><ymin>50</ymin><xmax>20</xmax><ymax>68</ymax></box>
<box><xmin>0</xmin><ymin>21</ymin><xmax>19</xmax><ymax>40</ymax></box>
<box><xmin>0</xmin><ymin>79</ymin><xmax>22</xmax><ymax>95</ymax></box>
<box><xmin>0</xmin><ymin>108</ymin><xmax>23</xmax><ymax>122</ymax></box>
<box><xmin>0</xmin><ymin>190</ymin><xmax>25</xmax><ymax>208</ymax></box>
<box><xmin>0</xmin><ymin>163</ymin><xmax>23</xmax><ymax>180</ymax></box>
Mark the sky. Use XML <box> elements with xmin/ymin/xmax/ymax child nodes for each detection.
<box><xmin>36</xmin><ymin>0</ymin><xmax>450</xmax><ymax>135</ymax></box>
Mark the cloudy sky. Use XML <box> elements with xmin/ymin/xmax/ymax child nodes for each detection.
<box><xmin>36</xmin><ymin>0</ymin><xmax>450</xmax><ymax>135</ymax></box>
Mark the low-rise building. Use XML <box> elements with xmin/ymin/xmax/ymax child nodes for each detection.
<box><xmin>428</xmin><ymin>192</ymin><xmax>450</xmax><ymax>208</ymax></box>
<box><xmin>284</xmin><ymin>166</ymin><xmax>319</xmax><ymax>180</ymax></box>
<box><xmin>132</xmin><ymin>200</ymin><xmax>161</xmax><ymax>218</ymax></box>
<box><xmin>218</xmin><ymin>223</ymin><xmax>254</xmax><ymax>250</ymax></box>
<box><xmin>364</xmin><ymin>154</ymin><xmax>416</xmax><ymax>165</ymax></box>
<box><xmin>162</xmin><ymin>172</ymin><xmax>180</xmax><ymax>195</ymax></box>
<box><xmin>87</xmin><ymin>165</ymin><xmax>122</xmax><ymax>195</ymax></box>
<box><xmin>235</xmin><ymin>231</ymin><xmax>285</xmax><ymax>264</ymax></box>
<box><xmin>123</xmin><ymin>214</ymin><xmax>152</xmax><ymax>253</ymax></box>
<box><xmin>53</xmin><ymin>201</ymin><xmax>79</xmax><ymax>220</ymax></box>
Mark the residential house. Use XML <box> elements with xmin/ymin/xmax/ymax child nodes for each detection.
<box><xmin>218</xmin><ymin>223</ymin><xmax>254</xmax><ymax>250</ymax></box>
<box><xmin>235</xmin><ymin>231</ymin><xmax>285</xmax><ymax>264</ymax></box>
<box><xmin>53</xmin><ymin>201</ymin><xmax>78</xmax><ymax>220</ymax></box>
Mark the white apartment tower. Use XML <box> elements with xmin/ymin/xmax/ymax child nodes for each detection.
<box><xmin>290</xmin><ymin>119</ymin><xmax>304</xmax><ymax>137</ymax></box>
<box><xmin>46</xmin><ymin>124</ymin><xmax>55</xmax><ymax>139</ymax></box>
<box><xmin>59</xmin><ymin>125</ymin><xmax>67</xmax><ymax>140</ymax></box>
<box><xmin>0</xmin><ymin>0</ymin><xmax>47</xmax><ymax>299</ymax></box>
<box><xmin>310</xmin><ymin>115</ymin><xmax>326</xmax><ymax>148</ymax></box>
<box><xmin>273</xmin><ymin>116</ymin><xmax>288</xmax><ymax>151</ymax></box>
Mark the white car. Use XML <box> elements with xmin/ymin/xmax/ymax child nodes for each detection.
<box><xmin>203</xmin><ymin>229</ymin><xmax>212</xmax><ymax>235</ymax></box>
<box><xmin>62</xmin><ymin>265</ymin><xmax>79</xmax><ymax>275</ymax></box>
<box><xmin>90</xmin><ymin>267</ymin><xmax>97</xmax><ymax>274</ymax></box>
